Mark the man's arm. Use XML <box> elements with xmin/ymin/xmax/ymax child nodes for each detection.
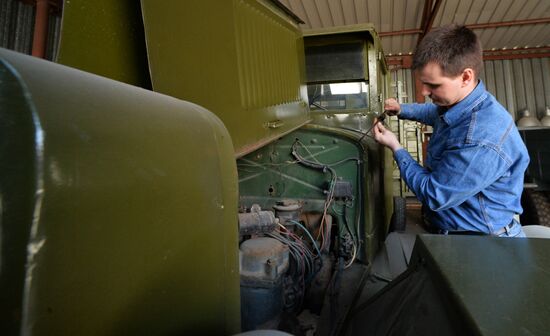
<box><xmin>399</xmin><ymin>103</ymin><xmax>439</xmax><ymax>126</ymax></box>
<box><xmin>394</xmin><ymin>144</ymin><xmax>509</xmax><ymax>211</ymax></box>
<box><xmin>384</xmin><ymin>98</ymin><xmax>439</xmax><ymax>126</ymax></box>
<box><xmin>373</xmin><ymin>122</ymin><xmax>509</xmax><ymax>211</ymax></box>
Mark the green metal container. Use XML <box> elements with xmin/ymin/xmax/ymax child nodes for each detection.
<box><xmin>0</xmin><ymin>48</ymin><xmax>240</xmax><ymax>335</ymax></box>
<box><xmin>56</xmin><ymin>0</ymin><xmax>151</xmax><ymax>88</ymax></box>
<box><xmin>140</xmin><ymin>0</ymin><xmax>310</xmax><ymax>157</ymax></box>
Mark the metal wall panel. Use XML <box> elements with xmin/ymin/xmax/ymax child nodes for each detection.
<box><xmin>0</xmin><ymin>0</ymin><xmax>61</xmax><ymax>61</ymax></box>
<box><xmin>480</xmin><ymin>58</ymin><xmax>550</xmax><ymax>120</ymax></box>
<box><xmin>45</xmin><ymin>14</ymin><xmax>61</xmax><ymax>60</ymax></box>
<box><xmin>0</xmin><ymin>0</ymin><xmax>34</xmax><ymax>55</ymax></box>
<box><xmin>391</xmin><ymin>58</ymin><xmax>550</xmax><ymax>121</ymax></box>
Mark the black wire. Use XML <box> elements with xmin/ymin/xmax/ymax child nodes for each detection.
<box><xmin>358</xmin><ymin>111</ymin><xmax>388</xmax><ymax>142</ymax></box>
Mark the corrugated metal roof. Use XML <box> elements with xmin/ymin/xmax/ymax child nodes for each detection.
<box><xmin>279</xmin><ymin>0</ymin><xmax>550</xmax><ymax>56</ymax></box>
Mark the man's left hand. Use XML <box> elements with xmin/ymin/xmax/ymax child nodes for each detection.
<box><xmin>373</xmin><ymin>122</ymin><xmax>403</xmax><ymax>152</ymax></box>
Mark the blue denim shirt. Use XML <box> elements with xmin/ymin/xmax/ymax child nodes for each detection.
<box><xmin>395</xmin><ymin>80</ymin><xmax>530</xmax><ymax>234</ymax></box>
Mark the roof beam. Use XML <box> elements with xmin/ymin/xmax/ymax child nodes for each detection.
<box><xmin>419</xmin><ymin>0</ymin><xmax>432</xmax><ymax>34</ymax></box>
<box><xmin>417</xmin><ymin>0</ymin><xmax>443</xmax><ymax>46</ymax></box>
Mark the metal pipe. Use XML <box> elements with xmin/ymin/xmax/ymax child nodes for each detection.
<box><xmin>31</xmin><ymin>0</ymin><xmax>50</xmax><ymax>58</ymax></box>
<box><xmin>467</xmin><ymin>18</ymin><xmax>550</xmax><ymax>30</ymax></box>
<box><xmin>483</xmin><ymin>52</ymin><xmax>550</xmax><ymax>60</ymax></box>
<box><xmin>379</xmin><ymin>28</ymin><xmax>422</xmax><ymax>37</ymax></box>
<box><xmin>379</xmin><ymin>17</ymin><xmax>550</xmax><ymax>38</ymax></box>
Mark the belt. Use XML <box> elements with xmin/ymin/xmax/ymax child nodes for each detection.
<box><xmin>436</xmin><ymin>220</ymin><xmax>516</xmax><ymax>236</ymax></box>
<box><xmin>493</xmin><ymin>221</ymin><xmax>516</xmax><ymax>236</ymax></box>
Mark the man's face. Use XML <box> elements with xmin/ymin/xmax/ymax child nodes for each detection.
<box><xmin>416</xmin><ymin>62</ymin><xmax>469</xmax><ymax>107</ymax></box>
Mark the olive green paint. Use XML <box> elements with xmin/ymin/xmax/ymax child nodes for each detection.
<box><xmin>0</xmin><ymin>48</ymin><xmax>240</xmax><ymax>335</ymax></box>
<box><xmin>56</xmin><ymin>0</ymin><xmax>151</xmax><ymax>88</ymax></box>
<box><xmin>140</xmin><ymin>0</ymin><xmax>310</xmax><ymax>156</ymax></box>
<box><xmin>0</xmin><ymin>56</ymin><xmax>39</xmax><ymax>336</ymax></box>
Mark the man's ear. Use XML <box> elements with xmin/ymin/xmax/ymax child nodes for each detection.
<box><xmin>461</xmin><ymin>68</ymin><xmax>475</xmax><ymax>86</ymax></box>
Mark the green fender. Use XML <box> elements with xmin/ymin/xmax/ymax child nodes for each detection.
<box><xmin>0</xmin><ymin>48</ymin><xmax>240</xmax><ymax>335</ymax></box>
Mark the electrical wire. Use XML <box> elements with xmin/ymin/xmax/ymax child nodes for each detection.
<box><xmin>344</xmin><ymin>244</ymin><xmax>357</xmax><ymax>269</ymax></box>
<box><xmin>285</xmin><ymin>140</ymin><xmax>364</xmax><ymax>268</ymax></box>
<box><xmin>291</xmin><ymin>140</ymin><xmax>337</xmax><ymax>253</ymax></box>
<box><xmin>338</xmin><ymin>200</ymin><xmax>358</xmax><ymax>269</ymax></box>
<box><xmin>288</xmin><ymin>219</ymin><xmax>322</xmax><ymax>257</ymax></box>
<box><xmin>267</xmin><ymin>231</ymin><xmax>314</xmax><ymax>299</ymax></box>
<box><xmin>358</xmin><ymin>110</ymin><xmax>388</xmax><ymax>141</ymax></box>
<box><xmin>294</xmin><ymin>140</ymin><xmax>322</xmax><ymax>164</ymax></box>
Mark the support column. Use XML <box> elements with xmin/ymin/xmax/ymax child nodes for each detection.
<box><xmin>32</xmin><ymin>0</ymin><xmax>50</xmax><ymax>58</ymax></box>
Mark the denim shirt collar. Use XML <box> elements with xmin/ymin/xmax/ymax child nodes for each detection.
<box><xmin>442</xmin><ymin>80</ymin><xmax>488</xmax><ymax>126</ymax></box>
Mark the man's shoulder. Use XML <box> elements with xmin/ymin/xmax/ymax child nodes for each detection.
<box><xmin>476</xmin><ymin>96</ymin><xmax>512</xmax><ymax>123</ymax></box>
<box><xmin>466</xmin><ymin>96</ymin><xmax>524</xmax><ymax>152</ymax></box>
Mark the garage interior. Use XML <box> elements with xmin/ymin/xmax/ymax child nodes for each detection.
<box><xmin>1</xmin><ymin>1</ymin><xmax>550</xmax><ymax>335</ymax></box>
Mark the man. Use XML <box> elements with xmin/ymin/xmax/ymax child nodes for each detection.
<box><xmin>373</xmin><ymin>24</ymin><xmax>529</xmax><ymax>237</ymax></box>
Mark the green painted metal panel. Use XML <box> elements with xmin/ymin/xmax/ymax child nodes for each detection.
<box><xmin>56</xmin><ymin>0</ymin><xmax>151</xmax><ymax>88</ymax></box>
<box><xmin>238</xmin><ymin>124</ymin><xmax>390</xmax><ymax>262</ymax></box>
<box><xmin>0</xmin><ymin>48</ymin><xmax>240</xmax><ymax>335</ymax></box>
<box><xmin>418</xmin><ymin>235</ymin><xmax>550</xmax><ymax>335</ymax></box>
<box><xmin>140</xmin><ymin>0</ymin><xmax>310</xmax><ymax>157</ymax></box>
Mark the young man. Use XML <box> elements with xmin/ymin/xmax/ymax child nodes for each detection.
<box><xmin>373</xmin><ymin>24</ymin><xmax>529</xmax><ymax>237</ymax></box>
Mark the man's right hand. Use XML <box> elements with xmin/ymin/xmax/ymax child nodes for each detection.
<box><xmin>384</xmin><ymin>98</ymin><xmax>401</xmax><ymax>116</ymax></box>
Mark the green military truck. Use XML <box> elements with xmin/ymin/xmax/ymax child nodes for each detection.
<box><xmin>1</xmin><ymin>1</ymin><xmax>393</xmax><ymax>334</ymax></box>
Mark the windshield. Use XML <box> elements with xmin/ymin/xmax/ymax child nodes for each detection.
<box><xmin>308</xmin><ymin>81</ymin><xmax>369</xmax><ymax>111</ymax></box>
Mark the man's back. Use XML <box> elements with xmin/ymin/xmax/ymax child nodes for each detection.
<box><xmin>423</xmin><ymin>85</ymin><xmax>530</xmax><ymax>233</ymax></box>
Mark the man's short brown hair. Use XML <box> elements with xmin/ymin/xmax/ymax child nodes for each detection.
<box><xmin>412</xmin><ymin>24</ymin><xmax>483</xmax><ymax>77</ymax></box>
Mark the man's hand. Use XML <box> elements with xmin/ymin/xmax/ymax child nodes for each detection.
<box><xmin>384</xmin><ymin>98</ymin><xmax>401</xmax><ymax>116</ymax></box>
<box><xmin>373</xmin><ymin>122</ymin><xmax>403</xmax><ymax>152</ymax></box>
